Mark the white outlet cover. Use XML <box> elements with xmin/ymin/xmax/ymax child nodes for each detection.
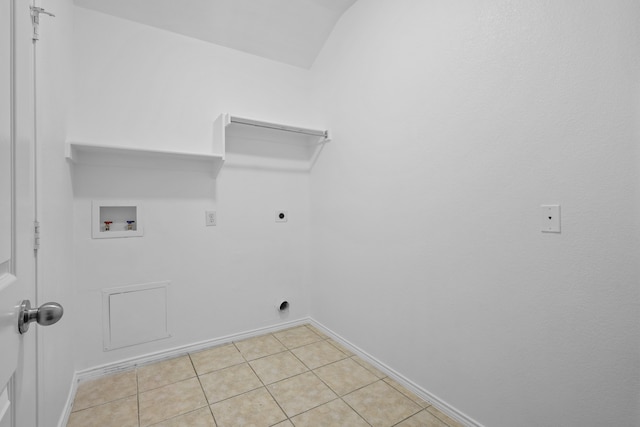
<box><xmin>541</xmin><ymin>205</ymin><xmax>560</xmax><ymax>233</ymax></box>
<box><xmin>205</xmin><ymin>210</ymin><xmax>216</xmax><ymax>226</ymax></box>
<box><xmin>275</xmin><ymin>211</ymin><xmax>288</xmax><ymax>222</ymax></box>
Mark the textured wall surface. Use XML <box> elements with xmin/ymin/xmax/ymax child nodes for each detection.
<box><xmin>70</xmin><ymin>8</ymin><xmax>316</xmax><ymax>370</ymax></box>
<box><xmin>309</xmin><ymin>1</ymin><xmax>640</xmax><ymax>425</ymax></box>
<box><xmin>61</xmin><ymin>1</ymin><xmax>640</xmax><ymax>425</ymax></box>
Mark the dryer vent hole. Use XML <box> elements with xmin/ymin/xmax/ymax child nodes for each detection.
<box><xmin>279</xmin><ymin>301</ymin><xmax>289</xmax><ymax>311</ymax></box>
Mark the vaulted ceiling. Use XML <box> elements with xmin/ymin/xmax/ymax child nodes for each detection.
<box><xmin>73</xmin><ymin>0</ymin><xmax>357</xmax><ymax>69</ymax></box>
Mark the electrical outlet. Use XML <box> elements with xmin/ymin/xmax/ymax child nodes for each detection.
<box><xmin>205</xmin><ymin>210</ymin><xmax>216</xmax><ymax>226</ymax></box>
<box><xmin>541</xmin><ymin>205</ymin><xmax>560</xmax><ymax>233</ymax></box>
<box><xmin>275</xmin><ymin>210</ymin><xmax>288</xmax><ymax>222</ymax></box>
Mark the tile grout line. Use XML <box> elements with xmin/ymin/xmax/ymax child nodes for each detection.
<box><xmin>271</xmin><ymin>329</ymin><xmax>288</xmax><ymax>349</ymax></box>
<box><xmin>235</xmin><ymin>337</ymin><xmax>293</xmax><ymax>426</ymax></box>
<box><xmin>145</xmin><ymin>407</ymin><xmax>215</xmax><ymax>427</ymax></box>
<box><xmin>350</xmin><ymin>355</ymin><xmax>388</xmax><ymax>378</ymax></box>
<box><xmin>337</xmin><ymin>378</ymin><xmax>393</xmax><ymax>426</ymax></box>
<box><xmin>242</xmin><ymin>347</ymin><xmax>290</xmax><ymax>363</ymax></box>
<box><xmin>69</xmin><ymin>370</ymin><xmax>139</xmax><ymax>414</ymax></box>
<box><xmin>65</xmin><ymin>393</ymin><xmax>139</xmax><ymax>426</ymax></box>
<box><xmin>305</xmin><ymin>352</ymin><xmax>382</xmax><ymax>400</ymax></box>
<box><xmin>386</xmin><ymin>395</ymin><xmax>427</xmax><ymax>427</ymax></box>
<box><xmin>426</xmin><ymin>406</ymin><xmax>458</xmax><ymax>427</ymax></box>
<box><xmin>347</xmin><ymin>378</ymin><xmax>424</xmax><ymax>427</ymax></box>
<box><xmin>283</xmin><ymin>347</ymin><xmax>376</xmax><ymax>427</ymax></box>
<box><xmin>135</xmin><ymin>356</ymin><xmax>198</xmax><ymax>394</ymax></box>
<box><xmin>275</xmin><ymin>329</ymin><xmax>367</xmax><ymax>424</ymax></box>
<box><xmin>244</xmin><ymin>325</ymin><xmax>384</xmax><ymax>425</ymax></box>
<box><xmin>289</xmin><ymin>339</ymin><xmax>351</xmax><ymax>371</ymax></box>
<box><xmin>390</xmin><ymin>407</ymin><xmax>453</xmax><ymax>427</ymax></box>
<box><xmin>390</xmin><ymin>409</ymin><xmax>425</xmax><ymax>427</ymax></box>
<box><xmin>136</xmin><ymin>368</ymin><xmax>141</xmax><ymax>427</ymax></box>
<box><xmin>70</xmin><ymin>324</ymin><xmax>433</xmax><ymax>427</ymax></box>
<box><xmin>139</xmin><ymin>376</ymin><xmax>211</xmax><ymax>426</ymax></box>
<box><xmin>298</xmin><ymin>344</ymin><xmax>378</xmax><ymax>426</ymax></box>
<box><xmin>304</xmin><ymin>349</ymin><xmax>380</xmax><ymax>426</ymax></box>
<box><xmin>67</xmin><ymin>392</ymin><xmax>137</xmax><ymax>414</ymax></box>
<box><xmin>383</xmin><ymin>377</ymin><xmax>433</xmax><ymax>409</ymax></box>
<box><xmin>338</xmin><ymin>397</ymin><xmax>374</xmax><ymax>427</ymax></box>
<box><xmin>273</xmin><ymin>324</ymin><xmax>325</xmax><ymax>351</ymax></box>
<box><xmin>302</xmin><ymin>363</ymin><xmax>373</xmax><ymax>427</ymax></box>
<box><xmin>187</xmin><ymin>352</ymin><xmax>219</xmax><ymax>427</ymax></box>
<box><xmin>236</xmin><ymin>326</ymin><xmax>345</xmax><ymax>423</ymax></box>
<box><xmin>289</xmin><ymin>396</ymin><xmax>347</xmax><ymax>424</ymax></box>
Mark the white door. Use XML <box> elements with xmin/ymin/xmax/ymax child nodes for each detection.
<box><xmin>1</xmin><ymin>0</ymin><xmax>39</xmax><ymax>426</ymax></box>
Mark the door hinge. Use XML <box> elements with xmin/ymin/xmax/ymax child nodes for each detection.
<box><xmin>34</xmin><ymin>221</ymin><xmax>40</xmax><ymax>251</ymax></box>
<box><xmin>30</xmin><ymin>6</ymin><xmax>55</xmax><ymax>42</ymax></box>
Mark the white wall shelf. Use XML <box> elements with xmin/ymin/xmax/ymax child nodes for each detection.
<box><xmin>67</xmin><ymin>115</ymin><xmax>328</xmax><ymax>175</ymax></box>
<box><xmin>225</xmin><ymin>115</ymin><xmax>329</xmax><ymax>142</ymax></box>
<box><xmin>214</xmin><ymin>113</ymin><xmax>330</xmax><ymax>171</ymax></box>
<box><xmin>66</xmin><ymin>142</ymin><xmax>225</xmax><ymax>176</ymax></box>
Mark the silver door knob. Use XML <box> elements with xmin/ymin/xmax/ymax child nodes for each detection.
<box><xmin>18</xmin><ymin>300</ymin><xmax>64</xmax><ymax>334</ymax></box>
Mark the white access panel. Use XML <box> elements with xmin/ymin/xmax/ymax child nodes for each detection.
<box><xmin>103</xmin><ymin>282</ymin><xmax>170</xmax><ymax>351</ymax></box>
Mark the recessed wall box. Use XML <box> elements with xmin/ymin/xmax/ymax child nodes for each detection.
<box><xmin>92</xmin><ymin>200</ymin><xmax>143</xmax><ymax>239</ymax></box>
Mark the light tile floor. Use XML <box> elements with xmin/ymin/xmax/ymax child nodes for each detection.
<box><xmin>67</xmin><ymin>324</ymin><xmax>465</xmax><ymax>427</ymax></box>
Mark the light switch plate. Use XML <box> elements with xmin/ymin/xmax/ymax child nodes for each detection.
<box><xmin>541</xmin><ymin>205</ymin><xmax>560</xmax><ymax>233</ymax></box>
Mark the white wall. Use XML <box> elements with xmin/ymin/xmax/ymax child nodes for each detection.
<box><xmin>69</xmin><ymin>8</ymin><xmax>316</xmax><ymax>369</ymax></box>
<box><xmin>63</xmin><ymin>2</ymin><xmax>640</xmax><ymax>425</ymax></box>
<box><xmin>309</xmin><ymin>1</ymin><xmax>640</xmax><ymax>426</ymax></box>
<box><xmin>36</xmin><ymin>0</ymin><xmax>76</xmax><ymax>423</ymax></box>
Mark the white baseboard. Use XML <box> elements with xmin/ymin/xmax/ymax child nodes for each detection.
<box><xmin>57</xmin><ymin>372</ymin><xmax>78</xmax><ymax>427</ymax></box>
<box><xmin>307</xmin><ymin>319</ymin><xmax>484</xmax><ymax>427</ymax></box>
<box><xmin>58</xmin><ymin>317</ymin><xmax>482</xmax><ymax>427</ymax></box>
